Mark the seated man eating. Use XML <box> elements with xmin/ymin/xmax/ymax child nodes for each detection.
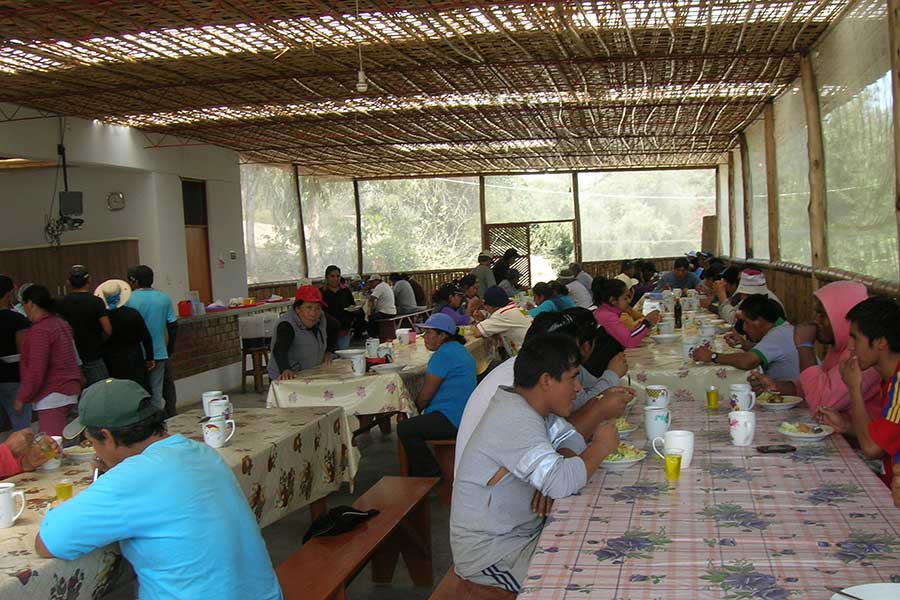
<box><xmin>450</xmin><ymin>334</ymin><xmax>619</xmax><ymax>593</ymax></box>
<box><xmin>36</xmin><ymin>378</ymin><xmax>283</xmax><ymax>600</ymax></box>
<box><xmin>692</xmin><ymin>294</ymin><xmax>800</xmax><ymax>381</ymax></box>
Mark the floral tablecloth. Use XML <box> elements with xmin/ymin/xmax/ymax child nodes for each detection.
<box><xmin>0</xmin><ymin>407</ymin><xmax>352</xmax><ymax>600</ymax></box>
<box><xmin>520</xmin><ymin>381</ymin><xmax>900</xmax><ymax>598</ymax></box>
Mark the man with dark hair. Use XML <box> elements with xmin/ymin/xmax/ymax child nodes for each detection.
<box><xmin>388</xmin><ymin>272</ymin><xmax>418</xmax><ymax>314</ymax></box>
<box><xmin>492</xmin><ymin>248</ymin><xmax>520</xmax><ymax>284</ymax></box>
<box><xmin>450</xmin><ymin>334</ymin><xmax>619</xmax><ymax>594</ymax></box>
<box><xmin>654</xmin><ymin>257</ymin><xmax>700</xmax><ymax>292</ymax></box>
<box><xmin>817</xmin><ymin>297</ymin><xmax>900</xmax><ymax>486</ymax></box>
<box><xmin>35</xmin><ymin>379</ymin><xmax>282</xmax><ymax>600</ymax></box>
<box><xmin>0</xmin><ymin>275</ymin><xmax>30</xmax><ymax>429</ymax></box>
<box><xmin>127</xmin><ymin>265</ymin><xmax>178</xmax><ymax>415</ymax></box>
<box><xmin>693</xmin><ymin>294</ymin><xmax>799</xmax><ymax>380</ymax></box>
<box><xmin>570</xmin><ymin>262</ymin><xmax>593</xmax><ymax>291</ymax></box>
<box><xmin>56</xmin><ymin>265</ymin><xmax>112</xmax><ymax>385</ymax></box>
<box><xmin>472</xmin><ymin>286</ymin><xmax>532</xmax><ymax>356</ymax></box>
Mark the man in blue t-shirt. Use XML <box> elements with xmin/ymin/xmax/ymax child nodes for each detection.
<box><xmin>398</xmin><ymin>313</ymin><xmax>476</xmax><ymax>476</ymax></box>
<box><xmin>37</xmin><ymin>378</ymin><xmax>282</xmax><ymax>600</ymax></box>
<box><xmin>126</xmin><ymin>265</ymin><xmax>178</xmax><ymax>415</ymax></box>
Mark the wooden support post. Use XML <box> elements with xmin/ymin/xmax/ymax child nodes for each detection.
<box><xmin>293</xmin><ymin>166</ymin><xmax>310</xmax><ymax>278</ymax></box>
<box><xmin>714</xmin><ymin>165</ymin><xmax>722</xmax><ymax>255</ymax></box>
<box><xmin>478</xmin><ymin>175</ymin><xmax>487</xmax><ymax>251</ymax></box>
<box><xmin>889</xmin><ymin>0</ymin><xmax>900</xmax><ymax>277</ymax></box>
<box><xmin>764</xmin><ymin>102</ymin><xmax>780</xmax><ymax>261</ymax></box>
<box><xmin>800</xmin><ymin>54</ymin><xmax>828</xmax><ymax>288</ymax></box>
<box><xmin>739</xmin><ymin>132</ymin><xmax>753</xmax><ymax>258</ymax></box>
<box><xmin>353</xmin><ymin>179</ymin><xmax>364</xmax><ymax>276</ymax></box>
<box><xmin>728</xmin><ymin>151</ymin><xmax>736</xmax><ymax>257</ymax></box>
<box><xmin>572</xmin><ymin>172</ymin><xmax>583</xmax><ymax>263</ymax></box>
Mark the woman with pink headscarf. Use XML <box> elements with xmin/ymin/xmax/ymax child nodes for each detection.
<box><xmin>748</xmin><ymin>280</ymin><xmax>881</xmax><ymax>419</ymax></box>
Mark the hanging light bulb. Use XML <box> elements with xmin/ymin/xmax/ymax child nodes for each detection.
<box><xmin>354</xmin><ymin>0</ymin><xmax>368</xmax><ymax>93</ymax></box>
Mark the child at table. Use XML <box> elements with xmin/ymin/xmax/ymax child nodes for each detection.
<box><xmin>450</xmin><ymin>335</ymin><xmax>619</xmax><ymax>594</ymax></box>
<box><xmin>592</xmin><ymin>277</ymin><xmax>660</xmax><ymax>348</ymax></box>
<box><xmin>816</xmin><ymin>297</ymin><xmax>900</xmax><ymax>486</ymax></box>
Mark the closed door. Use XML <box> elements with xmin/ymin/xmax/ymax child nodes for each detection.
<box><xmin>185</xmin><ymin>226</ymin><xmax>212</xmax><ymax>304</ymax></box>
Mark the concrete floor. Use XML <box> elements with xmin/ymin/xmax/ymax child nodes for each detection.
<box><xmin>104</xmin><ymin>389</ymin><xmax>452</xmax><ymax>600</ymax></box>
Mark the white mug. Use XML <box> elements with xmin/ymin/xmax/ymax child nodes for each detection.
<box><xmin>202</xmin><ymin>415</ymin><xmax>236</xmax><ymax>449</ymax></box>
<box><xmin>645</xmin><ymin>385</ymin><xmax>670</xmax><ymax>408</ymax></box>
<box><xmin>0</xmin><ymin>483</ymin><xmax>25</xmax><ymax>528</ymax></box>
<box><xmin>673</xmin><ymin>288</ymin><xmax>683</xmax><ymax>299</ymax></box>
<box><xmin>365</xmin><ymin>338</ymin><xmax>380</xmax><ymax>358</ymax></box>
<box><xmin>729</xmin><ymin>384</ymin><xmax>756</xmax><ymax>411</ymax></box>
<box><xmin>207</xmin><ymin>397</ymin><xmax>233</xmax><ymax>420</ymax></box>
<box><xmin>396</xmin><ymin>328</ymin><xmax>411</xmax><ymax>344</ymax></box>
<box><xmin>652</xmin><ymin>430</ymin><xmax>695</xmax><ymax>470</ymax></box>
<box><xmin>351</xmin><ymin>355</ymin><xmax>366</xmax><ymax>376</ymax></box>
<box><xmin>644</xmin><ymin>407</ymin><xmax>671</xmax><ymax>441</ymax></box>
<box><xmin>658</xmin><ymin>320</ymin><xmax>675</xmax><ymax>335</ymax></box>
<box><xmin>201</xmin><ymin>390</ymin><xmax>224</xmax><ymax>415</ymax></box>
<box><xmin>686</xmin><ymin>289</ymin><xmax>698</xmax><ymax>298</ymax></box>
<box><xmin>729</xmin><ymin>411</ymin><xmax>756</xmax><ymax>446</ymax></box>
<box><xmin>682</xmin><ymin>338</ymin><xmax>699</xmax><ymax>362</ymax></box>
<box><xmin>699</xmin><ymin>324</ymin><xmax>717</xmax><ymax>338</ymax></box>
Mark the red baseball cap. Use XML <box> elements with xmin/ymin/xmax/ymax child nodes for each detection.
<box><xmin>294</xmin><ymin>285</ymin><xmax>327</xmax><ymax>307</ymax></box>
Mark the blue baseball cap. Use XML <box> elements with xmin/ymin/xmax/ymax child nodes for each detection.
<box><xmin>483</xmin><ymin>286</ymin><xmax>510</xmax><ymax>308</ymax></box>
<box><xmin>421</xmin><ymin>313</ymin><xmax>458</xmax><ymax>335</ymax></box>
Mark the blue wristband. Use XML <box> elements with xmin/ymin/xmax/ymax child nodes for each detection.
<box><xmin>796</xmin><ymin>342</ymin><xmax>814</xmax><ymax>349</ymax></box>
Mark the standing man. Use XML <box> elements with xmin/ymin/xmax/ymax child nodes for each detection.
<box><xmin>471</xmin><ymin>251</ymin><xmax>497</xmax><ymax>298</ymax></box>
<box><xmin>56</xmin><ymin>265</ymin><xmax>112</xmax><ymax>386</ymax></box>
<box><xmin>365</xmin><ymin>274</ymin><xmax>396</xmax><ymax>338</ymax></box>
<box><xmin>492</xmin><ymin>248</ymin><xmax>520</xmax><ymax>284</ymax></box>
<box><xmin>0</xmin><ymin>276</ymin><xmax>30</xmax><ymax>429</ymax></box>
<box><xmin>127</xmin><ymin>266</ymin><xmax>178</xmax><ymax>416</ymax></box>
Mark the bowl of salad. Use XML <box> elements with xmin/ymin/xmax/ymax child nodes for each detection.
<box><xmin>778</xmin><ymin>421</ymin><xmax>833</xmax><ymax>442</ymax></box>
<box><xmin>603</xmin><ymin>442</ymin><xmax>647</xmax><ymax>472</ymax></box>
<box><xmin>615</xmin><ymin>417</ymin><xmax>637</xmax><ymax>438</ymax></box>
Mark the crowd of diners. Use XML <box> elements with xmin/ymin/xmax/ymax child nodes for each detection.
<box><xmin>1</xmin><ymin>249</ymin><xmax>900</xmax><ymax>599</ymax></box>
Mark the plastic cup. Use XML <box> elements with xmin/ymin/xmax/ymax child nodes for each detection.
<box><xmin>665</xmin><ymin>449</ymin><xmax>683</xmax><ymax>482</ymax></box>
<box><xmin>706</xmin><ymin>386</ymin><xmax>719</xmax><ymax>410</ymax></box>
<box><xmin>55</xmin><ymin>479</ymin><xmax>73</xmax><ymax>501</ymax></box>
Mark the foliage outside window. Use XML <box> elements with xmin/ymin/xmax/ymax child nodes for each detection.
<box><xmin>815</xmin><ymin>0</ymin><xmax>897</xmax><ymax>281</ymax></box>
<box><xmin>484</xmin><ymin>174</ymin><xmax>574</xmax><ymax>223</ymax></box>
<box><xmin>745</xmin><ymin>121</ymin><xmax>770</xmax><ymax>260</ymax></box>
<box><xmin>774</xmin><ymin>84</ymin><xmax>812</xmax><ymax>265</ymax></box>
<box><xmin>357</xmin><ymin>177</ymin><xmax>481</xmax><ymax>273</ymax></box>
<box><xmin>579</xmin><ymin>169</ymin><xmax>716</xmax><ymax>260</ymax></box>
<box><xmin>240</xmin><ymin>163</ymin><xmax>304</xmax><ymax>284</ymax></box>
<box><xmin>717</xmin><ymin>164</ymin><xmax>730</xmax><ymax>256</ymax></box>
<box><xmin>299</xmin><ymin>176</ymin><xmax>358</xmax><ymax>278</ymax></box>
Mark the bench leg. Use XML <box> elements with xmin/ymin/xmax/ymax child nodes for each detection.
<box><xmin>370</xmin><ymin>496</ymin><xmax>433</xmax><ymax>586</ymax></box>
<box><xmin>310</xmin><ymin>497</ymin><xmax>327</xmax><ymax>522</ymax></box>
<box><xmin>252</xmin><ymin>351</ymin><xmax>264</xmax><ymax>393</ymax></box>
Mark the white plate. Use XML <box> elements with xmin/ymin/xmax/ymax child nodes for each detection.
<box><xmin>830</xmin><ymin>583</ymin><xmax>900</xmax><ymax>600</ymax></box>
<box><xmin>617</xmin><ymin>425</ymin><xmax>637</xmax><ymax>438</ymax></box>
<box><xmin>758</xmin><ymin>395</ymin><xmax>804</xmax><ymax>411</ymax></box>
<box><xmin>603</xmin><ymin>454</ymin><xmax>646</xmax><ymax>472</ymax></box>
<box><xmin>778</xmin><ymin>422</ymin><xmax>834</xmax><ymax>442</ymax></box>
<box><xmin>370</xmin><ymin>363</ymin><xmax>406</xmax><ymax>374</ymax></box>
<box><xmin>651</xmin><ymin>334</ymin><xmax>681</xmax><ymax>344</ymax></box>
<box><xmin>0</xmin><ymin>354</ymin><xmax>20</xmax><ymax>363</ymax></box>
<box><xmin>334</xmin><ymin>349</ymin><xmax>366</xmax><ymax>359</ymax></box>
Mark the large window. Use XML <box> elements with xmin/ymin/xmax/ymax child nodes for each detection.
<box><xmin>774</xmin><ymin>83</ymin><xmax>812</xmax><ymax>265</ymax></box>
<box><xmin>299</xmin><ymin>176</ymin><xmax>358</xmax><ymax>278</ymax></box>
<box><xmin>745</xmin><ymin>120</ymin><xmax>770</xmax><ymax>260</ymax></box>
<box><xmin>484</xmin><ymin>174</ymin><xmax>574</xmax><ymax>223</ymax></box>
<box><xmin>717</xmin><ymin>164</ymin><xmax>730</xmax><ymax>255</ymax></box>
<box><xmin>815</xmin><ymin>0</ymin><xmax>897</xmax><ymax>281</ymax></box>
<box><xmin>240</xmin><ymin>163</ymin><xmax>304</xmax><ymax>284</ymax></box>
<box><xmin>579</xmin><ymin>169</ymin><xmax>716</xmax><ymax>260</ymax></box>
<box><xmin>357</xmin><ymin>176</ymin><xmax>481</xmax><ymax>272</ymax></box>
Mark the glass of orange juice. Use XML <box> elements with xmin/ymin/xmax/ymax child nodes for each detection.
<box><xmin>664</xmin><ymin>449</ymin><xmax>683</xmax><ymax>482</ymax></box>
<box><xmin>55</xmin><ymin>479</ymin><xmax>73</xmax><ymax>501</ymax></box>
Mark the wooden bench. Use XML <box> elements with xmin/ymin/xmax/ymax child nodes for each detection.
<box><xmin>398</xmin><ymin>438</ymin><xmax>456</xmax><ymax>506</ymax></box>
<box><xmin>277</xmin><ymin>476</ymin><xmax>439</xmax><ymax>600</ymax></box>
<box><xmin>429</xmin><ymin>568</ymin><xmax>516</xmax><ymax>599</ymax></box>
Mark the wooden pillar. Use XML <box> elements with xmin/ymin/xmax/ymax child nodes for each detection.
<box><xmin>353</xmin><ymin>179</ymin><xmax>364</xmax><ymax>276</ymax></box>
<box><xmin>739</xmin><ymin>132</ymin><xmax>753</xmax><ymax>258</ymax></box>
<box><xmin>764</xmin><ymin>102</ymin><xmax>780</xmax><ymax>261</ymax></box>
<box><xmin>727</xmin><ymin>150</ymin><xmax>736</xmax><ymax>257</ymax></box>
<box><xmin>800</xmin><ymin>54</ymin><xmax>828</xmax><ymax>287</ymax></box>
<box><xmin>572</xmin><ymin>172</ymin><xmax>583</xmax><ymax>263</ymax></box>
<box><xmin>714</xmin><ymin>166</ymin><xmax>722</xmax><ymax>256</ymax></box>
<box><xmin>478</xmin><ymin>175</ymin><xmax>487</xmax><ymax>251</ymax></box>
<box><xmin>293</xmin><ymin>166</ymin><xmax>310</xmax><ymax>279</ymax></box>
<box><xmin>889</xmin><ymin>0</ymin><xmax>900</xmax><ymax>276</ymax></box>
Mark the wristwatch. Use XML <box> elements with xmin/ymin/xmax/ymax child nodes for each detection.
<box><xmin>710</xmin><ymin>352</ymin><xmax>719</xmax><ymax>363</ymax></box>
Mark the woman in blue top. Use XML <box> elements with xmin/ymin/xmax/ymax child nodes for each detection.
<box><xmin>432</xmin><ymin>283</ymin><xmax>472</xmax><ymax>326</ymax></box>
<box><xmin>549</xmin><ymin>280</ymin><xmax>576</xmax><ymax>311</ymax></box>
<box><xmin>528</xmin><ymin>282</ymin><xmax>559</xmax><ymax>318</ymax></box>
<box><xmin>397</xmin><ymin>313</ymin><xmax>476</xmax><ymax>476</ymax></box>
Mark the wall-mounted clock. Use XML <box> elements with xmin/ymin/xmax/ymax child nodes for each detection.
<box><xmin>106</xmin><ymin>192</ymin><xmax>126</xmax><ymax>211</ymax></box>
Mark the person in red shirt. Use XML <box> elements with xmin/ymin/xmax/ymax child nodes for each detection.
<box><xmin>0</xmin><ymin>429</ymin><xmax>54</xmax><ymax>478</ymax></box>
<box><xmin>817</xmin><ymin>296</ymin><xmax>900</xmax><ymax>486</ymax></box>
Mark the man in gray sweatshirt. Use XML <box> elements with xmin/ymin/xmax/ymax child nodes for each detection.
<box><xmin>450</xmin><ymin>334</ymin><xmax>620</xmax><ymax>593</ymax></box>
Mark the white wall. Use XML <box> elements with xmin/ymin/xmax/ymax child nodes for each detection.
<box><xmin>0</xmin><ymin>104</ymin><xmax>248</xmax><ymax>301</ymax></box>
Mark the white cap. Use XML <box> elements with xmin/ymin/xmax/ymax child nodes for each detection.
<box><xmin>368</xmin><ymin>273</ymin><xmax>383</xmax><ymax>281</ymax></box>
<box><xmin>735</xmin><ymin>269</ymin><xmax>768</xmax><ymax>295</ymax></box>
<box><xmin>614</xmin><ymin>273</ymin><xmax>639</xmax><ymax>290</ymax></box>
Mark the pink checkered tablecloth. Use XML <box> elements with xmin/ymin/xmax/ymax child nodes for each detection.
<box><xmin>520</xmin><ymin>374</ymin><xmax>900</xmax><ymax>598</ymax></box>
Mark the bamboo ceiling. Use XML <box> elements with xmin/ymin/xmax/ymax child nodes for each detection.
<box><xmin>0</xmin><ymin>1</ymin><xmax>852</xmax><ymax>177</ymax></box>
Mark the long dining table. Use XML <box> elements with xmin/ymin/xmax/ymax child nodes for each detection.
<box><xmin>519</xmin><ymin>328</ymin><xmax>900</xmax><ymax>599</ymax></box>
<box><xmin>0</xmin><ymin>406</ymin><xmax>352</xmax><ymax>600</ymax></box>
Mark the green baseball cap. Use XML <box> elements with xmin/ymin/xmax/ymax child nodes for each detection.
<box><xmin>63</xmin><ymin>378</ymin><xmax>158</xmax><ymax>439</ymax></box>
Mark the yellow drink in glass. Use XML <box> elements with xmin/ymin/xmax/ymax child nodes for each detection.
<box><xmin>55</xmin><ymin>479</ymin><xmax>73</xmax><ymax>501</ymax></box>
<box><xmin>664</xmin><ymin>450</ymin><xmax>683</xmax><ymax>482</ymax></box>
<box><xmin>706</xmin><ymin>386</ymin><xmax>719</xmax><ymax>410</ymax></box>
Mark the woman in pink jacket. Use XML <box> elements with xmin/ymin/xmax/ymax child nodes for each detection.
<box><xmin>748</xmin><ymin>280</ymin><xmax>881</xmax><ymax>419</ymax></box>
<box><xmin>592</xmin><ymin>277</ymin><xmax>661</xmax><ymax>349</ymax></box>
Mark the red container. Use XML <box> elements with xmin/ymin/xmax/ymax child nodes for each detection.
<box><xmin>177</xmin><ymin>300</ymin><xmax>193</xmax><ymax>317</ymax></box>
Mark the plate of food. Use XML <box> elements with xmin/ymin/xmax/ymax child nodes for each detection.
<box><xmin>603</xmin><ymin>442</ymin><xmax>647</xmax><ymax>472</ymax></box>
<box><xmin>757</xmin><ymin>392</ymin><xmax>804</xmax><ymax>411</ymax></box>
<box><xmin>370</xmin><ymin>363</ymin><xmax>406</xmax><ymax>374</ymax></box>
<box><xmin>778</xmin><ymin>421</ymin><xmax>833</xmax><ymax>442</ymax></box>
<box><xmin>65</xmin><ymin>444</ymin><xmax>96</xmax><ymax>463</ymax></box>
<box><xmin>615</xmin><ymin>417</ymin><xmax>637</xmax><ymax>437</ymax></box>
<box><xmin>334</xmin><ymin>349</ymin><xmax>366</xmax><ymax>359</ymax></box>
<box><xmin>652</xmin><ymin>333</ymin><xmax>681</xmax><ymax>344</ymax></box>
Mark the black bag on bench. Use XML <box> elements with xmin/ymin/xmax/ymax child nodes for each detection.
<box><xmin>302</xmin><ymin>506</ymin><xmax>380</xmax><ymax>543</ymax></box>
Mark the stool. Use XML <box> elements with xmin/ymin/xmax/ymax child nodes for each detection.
<box><xmin>242</xmin><ymin>347</ymin><xmax>269</xmax><ymax>393</ymax></box>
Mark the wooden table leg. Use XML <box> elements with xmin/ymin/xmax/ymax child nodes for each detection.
<box><xmin>310</xmin><ymin>497</ymin><xmax>327</xmax><ymax>521</ymax></box>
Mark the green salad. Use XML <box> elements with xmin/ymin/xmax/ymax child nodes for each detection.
<box><xmin>615</xmin><ymin>417</ymin><xmax>635</xmax><ymax>432</ymax></box>
<box><xmin>779</xmin><ymin>421</ymin><xmax>824</xmax><ymax>435</ymax></box>
<box><xmin>605</xmin><ymin>442</ymin><xmax>646</xmax><ymax>462</ymax></box>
